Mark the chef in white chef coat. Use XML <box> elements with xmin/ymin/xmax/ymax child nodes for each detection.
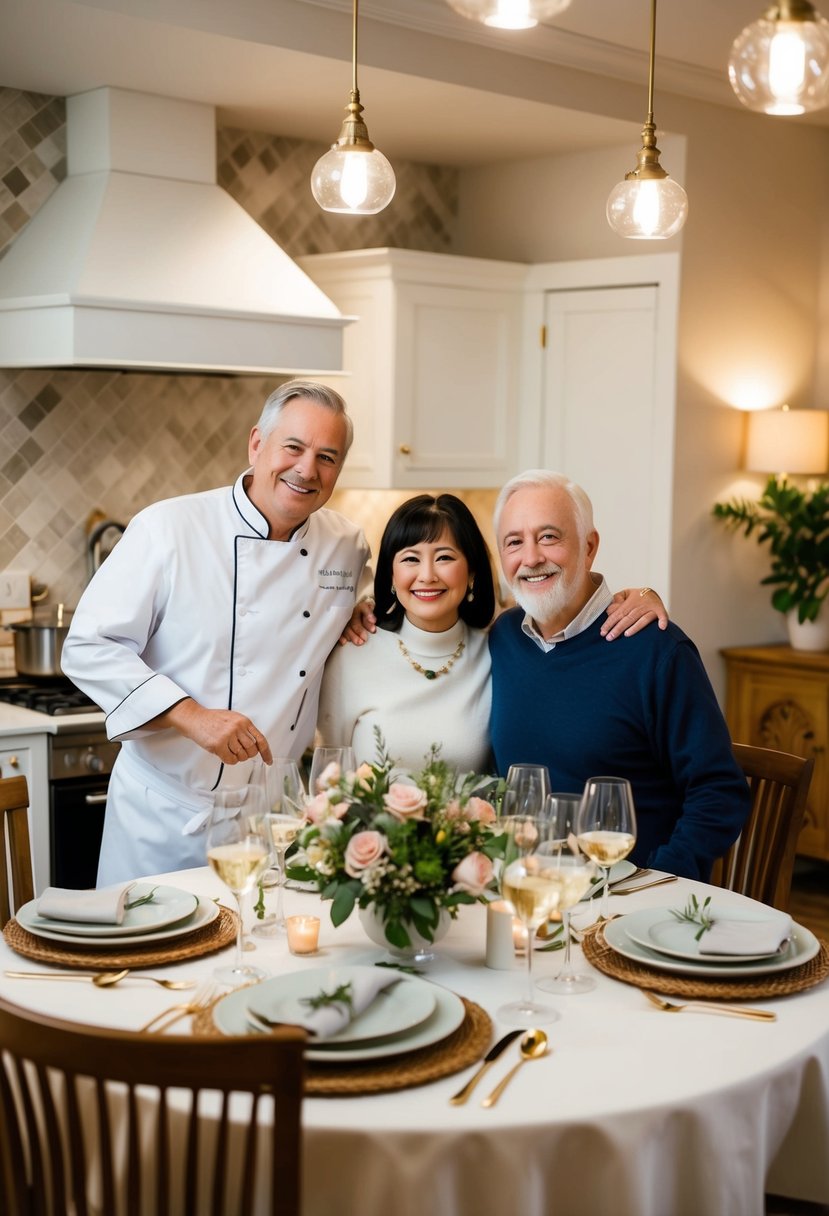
<box><xmin>62</xmin><ymin>381</ymin><xmax>373</xmax><ymax>884</ymax></box>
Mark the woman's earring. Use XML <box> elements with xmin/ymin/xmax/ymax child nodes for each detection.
<box><xmin>466</xmin><ymin>582</ymin><xmax>475</xmax><ymax>603</ymax></box>
<box><xmin>390</xmin><ymin>585</ymin><xmax>396</xmax><ymax>598</ymax></box>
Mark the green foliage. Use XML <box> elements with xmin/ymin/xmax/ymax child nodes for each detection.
<box><xmin>713</xmin><ymin>475</ymin><xmax>829</xmax><ymax>622</ymax></box>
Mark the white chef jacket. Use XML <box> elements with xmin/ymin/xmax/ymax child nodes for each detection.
<box><xmin>62</xmin><ymin>472</ymin><xmax>371</xmax><ymax>883</ymax></box>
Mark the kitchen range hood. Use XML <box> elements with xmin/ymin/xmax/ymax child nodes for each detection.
<box><xmin>0</xmin><ymin>88</ymin><xmax>348</xmax><ymax>375</ymax></box>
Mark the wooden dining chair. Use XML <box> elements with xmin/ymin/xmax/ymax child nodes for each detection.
<box><xmin>0</xmin><ymin>775</ymin><xmax>34</xmax><ymax>928</ymax></box>
<box><xmin>709</xmin><ymin>743</ymin><xmax>815</xmax><ymax>912</ymax></box>
<box><xmin>0</xmin><ymin>997</ymin><xmax>306</xmax><ymax>1216</ymax></box>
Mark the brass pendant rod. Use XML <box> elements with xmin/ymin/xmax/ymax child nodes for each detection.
<box><xmin>352</xmin><ymin>0</ymin><xmax>360</xmax><ymax>97</ymax></box>
<box><xmin>646</xmin><ymin>0</ymin><xmax>657</xmax><ymax>125</ymax></box>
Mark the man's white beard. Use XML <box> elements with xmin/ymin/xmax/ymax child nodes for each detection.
<box><xmin>510</xmin><ymin>563</ymin><xmax>578</xmax><ymax>631</ymax></box>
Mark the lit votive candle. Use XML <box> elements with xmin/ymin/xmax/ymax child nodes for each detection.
<box><xmin>286</xmin><ymin>915</ymin><xmax>320</xmax><ymax>955</ymax></box>
<box><xmin>512</xmin><ymin>919</ymin><xmax>529</xmax><ymax>954</ymax></box>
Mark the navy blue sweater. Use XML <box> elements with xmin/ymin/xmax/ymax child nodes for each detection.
<box><xmin>489</xmin><ymin>610</ymin><xmax>751</xmax><ymax>880</ymax></box>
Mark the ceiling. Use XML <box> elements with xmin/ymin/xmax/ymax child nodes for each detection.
<box><xmin>0</xmin><ymin>0</ymin><xmax>822</xmax><ymax>166</ymax></box>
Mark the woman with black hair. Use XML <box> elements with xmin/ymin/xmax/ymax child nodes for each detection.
<box><xmin>317</xmin><ymin>494</ymin><xmax>497</xmax><ymax>771</ymax></box>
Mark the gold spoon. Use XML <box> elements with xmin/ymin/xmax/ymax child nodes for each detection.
<box><xmin>4</xmin><ymin>969</ymin><xmax>195</xmax><ymax>990</ymax></box>
<box><xmin>481</xmin><ymin>1029</ymin><xmax>549</xmax><ymax>1107</ymax></box>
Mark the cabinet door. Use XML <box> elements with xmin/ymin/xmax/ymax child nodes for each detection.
<box><xmin>393</xmin><ymin>282</ymin><xmax>521</xmax><ymax>489</ymax></box>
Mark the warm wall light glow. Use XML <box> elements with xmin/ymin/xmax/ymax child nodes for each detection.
<box><xmin>729</xmin><ymin>3</ymin><xmax>829</xmax><ymax>115</ymax></box>
<box><xmin>445</xmin><ymin>0</ymin><xmax>571</xmax><ymax>29</ymax></box>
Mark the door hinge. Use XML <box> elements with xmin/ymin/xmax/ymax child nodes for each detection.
<box><xmin>540</xmin><ymin>325</ymin><xmax>547</xmax><ymax>348</ymax></box>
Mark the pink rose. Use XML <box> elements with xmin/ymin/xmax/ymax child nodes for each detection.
<box><xmin>451</xmin><ymin>851</ymin><xmax>494</xmax><ymax>896</ymax></box>
<box><xmin>315</xmin><ymin>760</ymin><xmax>342</xmax><ymax>792</ymax></box>
<box><xmin>352</xmin><ymin>762</ymin><xmax>374</xmax><ymax>790</ymax></box>
<box><xmin>383</xmin><ymin>782</ymin><xmax>428</xmax><ymax>821</ymax></box>
<box><xmin>464</xmin><ymin>797</ymin><xmax>496</xmax><ymax>824</ymax></box>
<box><xmin>443</xmin><ymin>800</ymin><xmax>464</xmax><ymax>821</ymax></box>
<box><xmin>305</xmin><ymin>792</ymin><xmax>349</xmax><ymax>825</ymax></box>
<box><xmin>344</xmin><ymin>830</ymin><xmax>387</xmax><ymax>878</ymax></box>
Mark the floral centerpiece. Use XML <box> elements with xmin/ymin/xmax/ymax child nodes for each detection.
<box><xmin>287</xmin><ymin>735</ymin><xmax>504</xmax><ymax>952</ymax></box>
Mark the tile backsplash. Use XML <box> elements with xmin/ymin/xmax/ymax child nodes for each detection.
<box><xmin>0</xmin><ymin>88</ymin><xmax>463</xmax><ymax>613</ymax></box>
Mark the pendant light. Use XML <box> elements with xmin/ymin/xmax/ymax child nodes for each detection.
<box><xmin>311</xmin><ymin>0</ymin><xmax>396</xmax><ymax>215</ymax></box>
<box><xmin>445</xmin><ymin>0</ymin><xmax>571</xmax><ymax>30</ymax></box>
<box><xmin>728</xmin><ymin>1</ymin><xmax>829</xmax><ymax>115</ymax></box>
<box><xmin>606</xmin><ymin>0</ymin><xmax>688</xmax><ymax>240</ymax></box>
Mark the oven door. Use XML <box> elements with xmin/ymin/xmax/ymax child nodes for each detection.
<box><xmin>49</xmin><ymin>776</ymin><xmax>108</xmax><ymax>889</ymax></box>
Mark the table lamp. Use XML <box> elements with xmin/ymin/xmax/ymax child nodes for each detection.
<box><xmin>745</xmin><ymin>405</ymin><xmax>829</xmax><ymax>476</ymax></box>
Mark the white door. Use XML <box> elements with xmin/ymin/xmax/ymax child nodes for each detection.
<box><xmin>541</xmin><ymin>285</ymin><xmax>672</xmax><ymax>598</ymax></box>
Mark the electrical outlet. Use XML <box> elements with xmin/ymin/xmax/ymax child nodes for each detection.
<box><xmin>0</xmin><ymin>570</ymin><xmax>31</xmax><ymax>610</ymax></box>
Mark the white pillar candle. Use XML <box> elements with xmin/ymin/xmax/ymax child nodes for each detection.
<box><xmin>485</xmin><ymin>900</ymin><xmax>517</xmax><ymax>969</ymax></box>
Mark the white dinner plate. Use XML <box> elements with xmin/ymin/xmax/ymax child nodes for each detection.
<box><xmin>245</xmin><ymin>965</ymin><xmax>436</xmax><ymax>1045</ymax></box>
<box><xmin>16</xmin><ymin>895</ymin><xmax>219</xmax><ymax>947</ymax></box>
<box><xmin>581</xmin><ymin>859</ymin><xmax>638</xmax><ymax>901</ymax></box>
<box><xmin>605</xmin><ymin>908</ymin><xmax>820</xmax><ymax>977</ymax></box>
<box><xmin>18</xmin><ymin>884</ymin><xmax>200</xmax><ymax>938</ymax></box>
<box><xmin>624</xmin><ymin>904</ymin><xmax>792</xmax><ymax>963</ymax></box>
<box><xmin>213</xmin><ymin>977</ymin><xmax>466</xmax><ymax>1062</ymax></box>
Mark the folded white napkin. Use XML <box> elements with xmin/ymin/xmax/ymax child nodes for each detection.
<box><xmin>701</xmin><ymin>912</ymin><xmax>793</xmax><ymax>957</ymax></box>
<box><xmin>36</xmin><ymin>882</ymin><xmax>136</xmax><ymax>925</ymax></box>
<box><xmin>284</xmin><ymin>970</ymin><xmax>400</xmax><ymax>1039</ymax></box>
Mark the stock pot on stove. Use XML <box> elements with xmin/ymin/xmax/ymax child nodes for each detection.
<box><xmin>9</xmin><ymin>604</ymin><xmax>73</xmax><ymax>678</ymax></box>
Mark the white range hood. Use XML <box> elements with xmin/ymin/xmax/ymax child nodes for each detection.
<box><xmin>0</xmin><ymin>88</ymin><xmax>348</xmax><ymax>375</ymax></box>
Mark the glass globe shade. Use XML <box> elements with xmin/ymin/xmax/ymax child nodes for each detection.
<box><xmin>728</xmin><ymin>11</ymin><xmax>829</xmax><ymax>114</ymax></box>
<box><xmin>311</xmin><ymin>146</ymin><xmax>396</xmax><ymax>215</ymax></box>
<box><xmin>445</xmin><ymin>0</ymin><xmax>571</xmax><ymax>30</ymax></box>
<box><xmin>606</xmin><ymin>177</ymin><xmax>689</xmax><ymax>240</ymax></box>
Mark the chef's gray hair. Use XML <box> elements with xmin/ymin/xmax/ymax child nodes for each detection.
<box><xmin>493</xmin><ymin>469</ymin><xmax>594</xmax><ymax>545</ymax></box>
<box><xmin>256</xmin><ymin>380</ymin><xmax>354</xmax><ymax>453</ymax></box>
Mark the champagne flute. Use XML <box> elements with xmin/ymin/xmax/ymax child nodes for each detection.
<box><xmin>537</xmin><ymin>792</ymin><xmax>598</xmax><ymax>995</ymax></box>
<box><xmin>501</xmin><ymin>764</ymin><xmax>551</xmax><ymax>818</ymax></box>
<box><xmin>575</xmin><ymin>776</ymin><xmax>638</xmax><ymax>921</ymax></box>
<box><xmin>309</xmin><ymin>746</ymin><xmax>356</xmax><ymax>796</ymax></box>
<box><xmin>250</xmin><ymin>758</ymin><xmax>307</xmax><ymax>937</ymax></box>
<box><xmin>206</xmin><ymin>786</ymin><xmax>271</xmax><ymax>986</ymax></box>
<box><xmin>496</xmin><ymin>815</ymin><xmax>561</xmax><ymax>1026</ymax></box>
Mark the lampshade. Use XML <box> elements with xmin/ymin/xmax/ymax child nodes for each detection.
<box><xmin>746</xmin><ymin>407</ymin><xmax>829</xmax><ymax>474</ymax></box>
<box><xmin>729</xmin><ymin>1</ymin><xmax>829</xmax><ymax>115</ymax></box>
<box><xmin>445</xmin><ymin>0</ymin><xmax>571</xmax><ymax>29</ymax></box>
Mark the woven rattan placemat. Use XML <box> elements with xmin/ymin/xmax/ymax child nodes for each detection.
<box><xmin>193</xmin><ymin>995</ymin><xmax>492</xmax><ymax>1096</ymax></box>
<box><xmin>583</xmin><ymin>924</ymin><xmax>829</xmax><ymax>998</ymax></box>
<box><xmin>2</xmin><ymin>906</ymin><xmax>237</xmax><ymax>969</ymax></box>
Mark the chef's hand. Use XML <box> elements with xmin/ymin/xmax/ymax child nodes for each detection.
<box><xmin>600</xmin><ymin>587</ymin><xmax>669</xmax><ymax>640</ymax></box>
<box><xmin>157</xmin><ymin>699</ymin><xmax>274</xmax><ymax>765</ymax></box>
<box><xmin>339</xmin><ymin>597</ymin><xmax>377</xmax><ymax>646</ymax></box>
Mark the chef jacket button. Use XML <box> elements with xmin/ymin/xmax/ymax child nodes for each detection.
<box><xmin>303</xmin><ymin>610</ymin><xmax>310</xmax><ymax>618</ymax></box>
<box><xmin>299</xmin><ymin>670</ymin><xmax>306</xmax><ymax>677</ymax></box>
<box><xmin>300</xmin><ymin>548</ymin><xmax>308</xmax><ymax>557</ymax></box>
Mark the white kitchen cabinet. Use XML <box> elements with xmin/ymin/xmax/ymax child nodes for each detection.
<box><xmin>298</xmin><ymin>248</ymin><xmax>528</xmax><ymax>489</ymax></box>
<box><xmin>1</xmin><ymin>732</ymin><xmax>49</xmax><ymax>894</ymax></box>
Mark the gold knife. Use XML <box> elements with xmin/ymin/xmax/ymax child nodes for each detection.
<box><xmin>449</xmin><ymin>1030</ymin><xmax>522</xmax><ymax>1104</ymax></box>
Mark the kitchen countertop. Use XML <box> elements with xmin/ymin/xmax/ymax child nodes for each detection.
<box><xmin>0</xmin><ymin>703</ymin><xmax>106</xmax><ymax>736</ymax></box>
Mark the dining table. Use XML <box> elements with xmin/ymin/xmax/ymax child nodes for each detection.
<box><xmin>1</xmin><ymin>867</ymin><xmax>828</xmax><ymax>1216</ymax></box>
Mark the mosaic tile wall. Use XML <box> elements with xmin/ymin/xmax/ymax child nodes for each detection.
<box><xmin>0</xmin><ymin>88</ymin><xmax>464</xmax><ymax>629</ymax></box>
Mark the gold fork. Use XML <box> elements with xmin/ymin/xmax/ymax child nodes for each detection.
<box><xmin>138</xmin><ymin>982</ymin><xmax>218</xmax><ymax>1033</ymax></box>
<box><xmin>612</xmin><ymin>875</ymin><xmax>679</xmax><ymax>896</ymax></box>
<box><xmin>642</xmin><ymin>989</ymin><xmax>776</xmax><ymax>1021</ymax></box>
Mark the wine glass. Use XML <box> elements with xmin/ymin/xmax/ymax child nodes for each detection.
<box><xmin>496</xmin><ymin>815</ymin><xmax>561</xmax><ymax>1026</ymax></box>
<box><xmin>309</xmin><ymin>746</ymin><xmax>356</xmax><ymax>796</ymax></box>
<box><xmin>537</xmin><ymin>792</ymin><xmax>598</xmax><ymax>995</ymax></box>
<box><xmin>250</xmin><ymin>758</ymin><xmax>307</xmax><ymax>937</ymax></box>
<box><xmin>501</xmin><ymin>764</ymin><xmax>551</xmax><ymax>818</ymax></box>
<box><xmin>575</xmin><ymin>776</ymin><xmax>638</xmax><ymax>921</ymax></box>
<box><xmin>206</xmin><ymin>785</ymin><xmax>272</xmax><ymax>986</ymax></box>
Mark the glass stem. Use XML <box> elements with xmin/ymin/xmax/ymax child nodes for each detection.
<box><xmin>232</xmin><ymin>894</ymin><xmax>245</xmax><ymax>971</ymax></box>
<box><xmin>560</xmin><ymin>909</ymin><xmax>573</xmax><ymax>978</ymax></box>
<box><xmin>274</xmin><ymin>850</ymin><xmax>286</xmax><ymax>927</ymax></box>
<box><xmin>600</xmin><ymin>867</ymin><xmax>611</xmax><ymax>919</ymax></box>
<box><xmin>524</xmin><ymin>923</ymin><xmax>535</xmax><ymax>1006</ymax></box>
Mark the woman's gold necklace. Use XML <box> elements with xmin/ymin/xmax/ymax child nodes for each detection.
<box><xmin>397</xmin><ymin>636</ymin><xmax>465</xmax><ymax>680</ymax></box>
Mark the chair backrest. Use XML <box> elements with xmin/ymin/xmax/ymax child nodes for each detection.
<box><xmin>710</xmin><ymin>743</ymin><xmax>814</xmax><ymax>912</ymax></box>
<box><xmin>0</xmin><ymin>775</ymin><xmax>34</xmax><ymax>927</ymax></box>
<box><xmin>0</xmin><ymin>996</ymin><xmax>306</xmax><ymax>1216</ymax></box>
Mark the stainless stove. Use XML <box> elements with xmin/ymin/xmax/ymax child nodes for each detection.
<box><xmin>0</xmin><ymin>679</ymin><xmax>98</xmax><ymax>716</ymax></box>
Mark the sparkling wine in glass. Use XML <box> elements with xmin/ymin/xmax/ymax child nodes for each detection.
<box><xmin>250</xmin><ymin>757</ymin><xmax>307</xmax><ymax>937</ymax></box>
<box><xmin>537</xmin><ymin>792</ymin><xmax>597</xmax><ymax>995</ymax></box>
<box><xmin>575</xmin><ymin>776</ymin><xmax>637</xmax><ymax>921</ymax></box>
<box><xmin>309</xmin><ymin>746</ymin><xmax>356</xmax><ymax>796</ymax></box>
<box><xmin>207</xmin><ymin>785</ymin><xmax>271</xmax><ymax>986</ymax></box>
<box><xmin>496</xmin><ymin>815</ymin><xmax>561</xmax><ymax>1026</ymax></box>
<box><xmin>502</xmin><ymin>764</ymin><xmax>551</xmax><ymax>819</ymax></box>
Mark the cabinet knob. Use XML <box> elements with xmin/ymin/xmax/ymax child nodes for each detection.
<box><xmin>7</xmin><ymin>755</ymin><xmax>18</xmax><ymax>768</ymax></box>
<box><xmin>399</xmin><ymin>444</ymin><xmax>411</xmax><ymax>456</ymax></box>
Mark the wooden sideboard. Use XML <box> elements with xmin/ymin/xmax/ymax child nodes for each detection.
<box><xmin>721</xmin><ymin>645</ymin><xmax>829</xmax><ymax>861</ymax></box>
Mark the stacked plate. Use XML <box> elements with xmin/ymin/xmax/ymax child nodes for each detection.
<box><xmin>604</xmin><ymin>904</ymin><xmax>821</xmax><ymax>977</ymax></box>
<box><xmin>15</xmin><ymin>883</ymin><xmax>218</xmax><ymax>948</ymax></box>
<box><xmin>213</xmin><ymin>964</ymin><xmax>466</xmax><ymax>1062</ymax></box>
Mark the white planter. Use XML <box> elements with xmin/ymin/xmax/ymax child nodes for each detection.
<box><xmin>358</xmin><ymin>904</ymin><xmax>451</xmax><ymax>963</ymax></box>
<box><xmin>786</xmin><ymin>607</ymin><xmax>829</xmax><ymax>652</ymax></box>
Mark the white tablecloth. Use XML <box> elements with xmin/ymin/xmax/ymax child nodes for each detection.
<box><xmin>2</xmin><ymin>870</ymin><xmax>828</xmax><ymax>1216</ymax></box>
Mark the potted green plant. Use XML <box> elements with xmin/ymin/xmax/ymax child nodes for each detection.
<box><xmin>713</xmin><ymin>475</ymin><xmax>829</xmax><ymax>650</ymax></box>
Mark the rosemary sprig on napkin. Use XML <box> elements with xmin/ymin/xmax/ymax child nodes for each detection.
<box><xmin>301</xmin><ymin>981</ymin><xmax>354</xmax><ymax>1015</ymax></box>
<box><xmin>124</xmin><ymin>886</ymin><xmax>158</xmax><ymax>910</ymax></box>
<box><xmin>670</xmin><ymin>894</ymin><xmax>715</xmax><ymax>941</ymax></box>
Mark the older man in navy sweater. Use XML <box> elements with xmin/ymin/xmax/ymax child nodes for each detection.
<box><xmin>489</xmin><ymin>469</ymin><xmax>750</xmax><ymax>881</ymax></box>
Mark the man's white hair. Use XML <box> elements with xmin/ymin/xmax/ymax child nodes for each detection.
<box><xmin>493</xmin><ymin>469</ymin><xmax>595</xmax><ymax>543</ymax></box>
